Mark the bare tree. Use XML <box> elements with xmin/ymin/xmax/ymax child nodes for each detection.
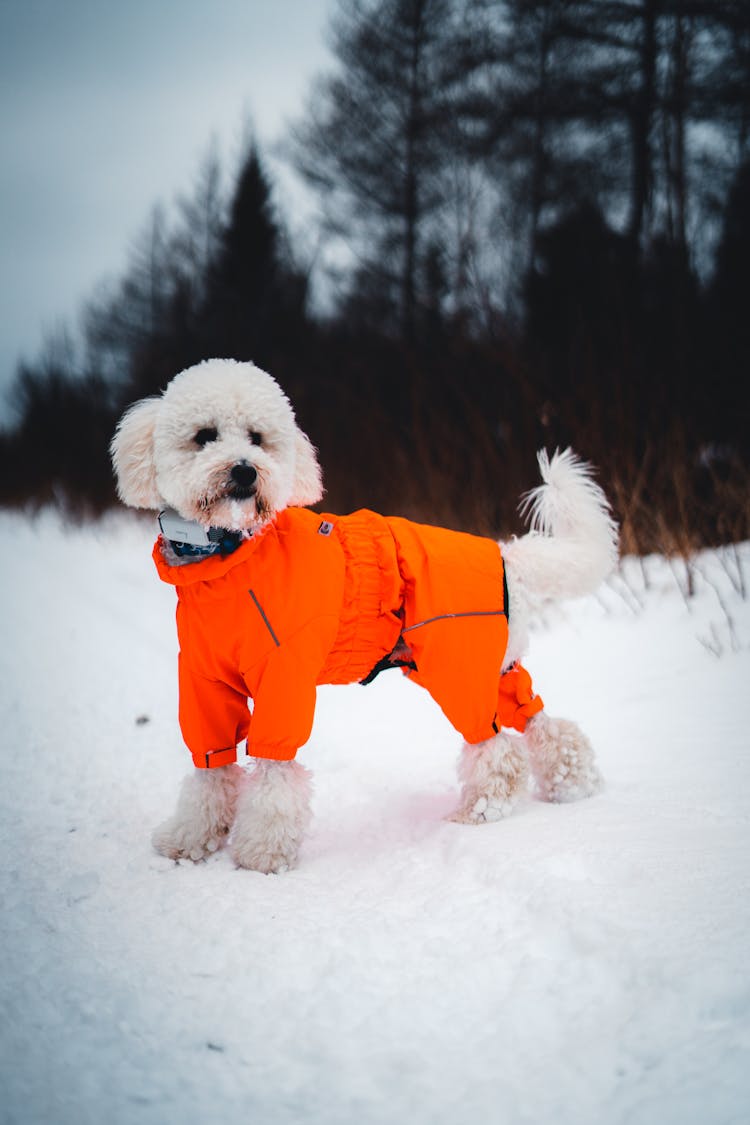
<box><xmin>83</xmin><ymin>203</ymin><xmax>174</xmax><ymax>385</ymax></box>
<box><xmin>290</xmin><ymin>0</ymin><xmax>461</xmax><ymax>341</ymax></box>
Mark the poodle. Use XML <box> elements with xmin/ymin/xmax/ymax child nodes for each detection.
<box><xmin>111</xmin><ymin>358</ymin><xmax>618</xmax><ymax>873</ymax></box>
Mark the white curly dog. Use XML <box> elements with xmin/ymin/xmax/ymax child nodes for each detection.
<box><xmin>111</xmin><ymin>358</ymin><xmax>618</xmax><ymax>873</ymax></box>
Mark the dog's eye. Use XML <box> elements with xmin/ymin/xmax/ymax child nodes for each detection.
<box><xmin>249</xmin><ymin>431</ymin><xmax>263</xmax><ymax>446</ymax></box>
<box><xmin>194</xmin><ymin>427</ymin><xmax>218</xmax><ymax>447</ymax></box>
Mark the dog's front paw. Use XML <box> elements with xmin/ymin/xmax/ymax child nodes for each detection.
<box><xmin>229</xmin><ymin>759</ymin><xmax>312</xmax><ymax>874</ymax></box>
<box><xmin>449</xmin><ymin>791</ymin><xmax>518</xmax><ymax>824</ymax></box>
<box><xmin>152</xmin><ymin>817</ymin><xmax>230</xmax><ymax>862</ymax></box>
<box><xmin>230</xmin><ymin>837</ymin><xmax>298</xmax><ymax>874</ymax></box>
<box><xmin>152</xmin><ymin>764</ymin><xmax>243</xmax><ymax>862</ymax></box>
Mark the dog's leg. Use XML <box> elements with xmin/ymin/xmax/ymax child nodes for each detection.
<box><xmin>152</xmin><ymin>764</ymin><xmax>244</xmax><ymax>861</ymax></box>
<box><xmin>451</xmin><ymin>732</ymin><xmax>529</xmax><ymax>824</ymax></box>
<box><xmin>230</xmin><ymin>759</ymin><xmax>312</xmax><ymax>874</ymax></box>
<box><xmin>523</xmin><ymin>711</ymin><xmax>603</xmax><ymax>803</ymax></box>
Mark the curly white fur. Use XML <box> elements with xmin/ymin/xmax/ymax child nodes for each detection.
<box><xmin>111</xmin><ymin>359</ymin><xmax>322</xmax><ymax>530</ymax></box>
<box><xmin>524</xmin><ymin>711</ymin><xmax>603</xmax><ymax>803</ymax></box>
<box><xmin>502</xmin><ymin>447</ymin><xmax>619</xmax><ymax>668</ymax></box>
<box><xmin>452</xmin><ymin>733</ymin><xmax>529</xmax><ymax>823</ymax></box>
<box><xmin>230</xmin><ymin>760</ymin><xmax>313</xmax><ymax>874</ymax></box>
<box><xmin>152</xmin><ymin>764</ymin><xmax>245</xmax><ymax>861</ymax></box>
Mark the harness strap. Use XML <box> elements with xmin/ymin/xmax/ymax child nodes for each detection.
<box><xmin>359</xmin><ymin>648</ymin><xmax>417</xmax><ymax>686</ymax></box>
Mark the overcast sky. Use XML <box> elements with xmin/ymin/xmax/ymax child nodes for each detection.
<box><xmin>0</xmin><ymin>0</ymin><xmax>335</xmax><ymax>421</ymax></box>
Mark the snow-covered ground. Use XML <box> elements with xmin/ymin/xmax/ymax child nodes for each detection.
<box><xmin>1</xmin><ymin>509</ymin><xmax>748</xmax><ymax>1125</ymax></box>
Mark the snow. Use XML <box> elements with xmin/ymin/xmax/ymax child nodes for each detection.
<box><xmin>1</xmin><ymin>509</ymin><xmax>748</xmax><ymax>1125</ymax></box>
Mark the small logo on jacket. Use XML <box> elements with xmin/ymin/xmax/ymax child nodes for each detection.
<box><xmin>318</xmin><ymin>520</ymin><xmax>334</xmax><ymax>536</ymax></box>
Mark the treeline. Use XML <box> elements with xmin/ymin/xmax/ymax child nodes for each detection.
<box><xmin>1</xmin><ymin>0</ymin><xmax>748</xmax><ymax>553</ymax></box>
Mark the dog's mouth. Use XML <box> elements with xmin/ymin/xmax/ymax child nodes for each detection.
<box><xmin>223</xmin><ymin>461</ymin><xmax>262</xmax><ymax>506</ymax></box>
<box><xmin>200</xmin><ymin>486</ymin><xmax>270</xmax><ymax>528</ymax></box>
<box><xmin>195</xmin><ymin>465</ymin><xmax>272</xmax><ymax>530</ymax></box>
<box><xmin>227</xmin><ymin>483</ymin><xmax>257</xmax><ymax>501</ymax></box>
<box><xmin>225</xmin><ymin>484</ymin><xmax>269</xmax><ymax>519</ymax></box>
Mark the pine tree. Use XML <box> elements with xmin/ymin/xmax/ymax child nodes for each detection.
<box><xmin>200</xmin><ymin>145</ymin><xmax>307</xmax><ymax>363</ymax></box>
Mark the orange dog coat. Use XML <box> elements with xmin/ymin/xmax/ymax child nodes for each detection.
<box><xmin>153</xmin><ymin>508</ymin><xmax>543</xmax><ymax>767</ymax></box>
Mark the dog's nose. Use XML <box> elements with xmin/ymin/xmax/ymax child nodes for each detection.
<box><xmin>230</xmin><ymin>462</ymin><xmax>257</xmax><ymax>488</ymax></box>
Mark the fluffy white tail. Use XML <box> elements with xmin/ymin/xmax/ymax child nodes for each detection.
<box><xmin>503</xmin><ymin>449</ymin><xmax>619</xmax><ymax>603</ymax></box>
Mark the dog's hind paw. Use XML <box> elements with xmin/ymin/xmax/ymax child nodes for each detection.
<box><xmin>525</xmin><ymin>713</ymin><xmax>604</xmax><ymax>804</ymax></box>
<box><xmin>536</xmin><ymin>759</ymin><xmax>604</xmax><ymax>804</ymax></box>
<box><xmin>451</xmin><ymin>734</ymin><xmax>528</xmax><ymax>825</ymax></box>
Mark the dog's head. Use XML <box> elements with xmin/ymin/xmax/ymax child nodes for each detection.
<box><xmin>110</xmin><ymin>359</ymin><xmax>323</xmax><ymax>530</ymax></box>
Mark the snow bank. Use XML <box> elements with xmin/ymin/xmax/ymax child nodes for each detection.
<box><xmin>1</xmin><ymin>510</ymin><xmax>748</xmax><ymax>1125</ymax></box>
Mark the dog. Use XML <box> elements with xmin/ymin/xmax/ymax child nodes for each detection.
<box><xmin>111</xmin><ymin>358</ymin><xmax>618</xmax><ymax>873</ymax></box>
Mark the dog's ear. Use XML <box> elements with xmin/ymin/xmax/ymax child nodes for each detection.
<box><xmin>110</xmin><ymin>397</ymin><xmax>162</xmax><ymax>509</ymax></box>
<box><xmin>289</xmin><ymin>428</ymin><xmax>324</xmax><ymax>507</ymax></box>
